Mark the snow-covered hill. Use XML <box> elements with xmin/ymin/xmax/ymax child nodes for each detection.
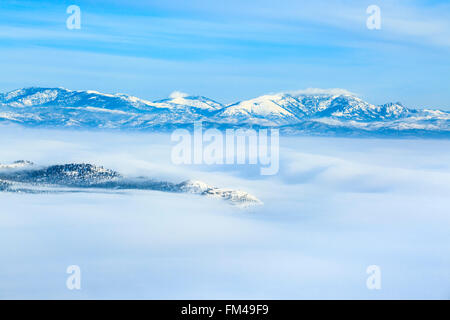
<box><xmin>0</xmin><ymin>87</ymin><xmax>448</xmax><ymax>136</ymax></box>
<box><xmin>0</xmin><ymin>160</ymin><xmax>262</xmax><ymax>206</ymax></box>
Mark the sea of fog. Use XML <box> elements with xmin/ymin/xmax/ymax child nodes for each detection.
<box><xmin>0</xmin><ymin>125</ymin><xmax>449</xmax><ymax>299</ymax></box>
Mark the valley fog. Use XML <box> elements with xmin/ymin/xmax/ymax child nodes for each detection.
<box><xmin>0</xmin><ymin>126</ymin><xmax>449</xmax><ymax>299</ymax></box>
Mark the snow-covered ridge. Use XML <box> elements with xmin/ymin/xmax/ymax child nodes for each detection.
<box><xmin>0</xmin><ymin>160</ymin><xmax>34</xmax><ymax>169</ymax></box>
<box><xmin>177</xmin><ymin>180</ymin><xmax>262</xmax><ymax>206</ymax></box>
<box><xmin>0</xmin><ymin>161</ymin><xmax>262</xmax><ymax>206</ymax></box>
<box><xmin>0</xmin><ymin>87</ymin><xmax>449</xmax><ymax>136</ymax></box>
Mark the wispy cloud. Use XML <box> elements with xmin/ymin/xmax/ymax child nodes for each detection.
<box><xmin>169</xmin><ymin>91</ymin><xmax>189</xmax><ymax>99</ymax></box>
<box><xmin>287</xmin><ymin>88</ymin><xmax>357</xmax><ymax>96</ymax></box>
<box><xmin>0</xmin><ymin>0</ymin><xmax>449</xmax><ymax>108</ymax></box>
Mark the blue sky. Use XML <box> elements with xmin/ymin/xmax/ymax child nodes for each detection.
<box><xmin>0</xmin><ymin>0</ymin><xmax>449</xmax><ymax>109</ymax></box>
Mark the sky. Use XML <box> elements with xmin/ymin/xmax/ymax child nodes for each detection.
<box><xmin>0</xmin><ymin>0</ymin><xmax>449</xmax><ymax>109</ymax></box>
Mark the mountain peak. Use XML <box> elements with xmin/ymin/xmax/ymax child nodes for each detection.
<box><xmin>154</xmin><ymin>95</ymin><xmax>224</xmax><ymax>111</ymax></box>
<box><xmin>381</xmin><ymin>101</ymin><xmax>404</xmax><ymax>107</ymax></box>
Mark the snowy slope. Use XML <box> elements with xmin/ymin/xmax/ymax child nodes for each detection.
<box><xmin>215</xmin><ymin>94</ymin><xmax>301</xmax><ymax>125</ymax></box>
<box><xmin>214</xmin><ymin>92</ymin><xmax>411</xmax><ymax>125</ymax></box>
<box><xmin>0</xmin><ymin>161</ymin><xmax>262</xmax><ymax>206</ymax></box>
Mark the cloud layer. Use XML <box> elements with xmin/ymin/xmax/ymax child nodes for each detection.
<box><xmin>0</xmin><ymin>126</ymin><xmax>449</xmax><ymax>298</ymax></box>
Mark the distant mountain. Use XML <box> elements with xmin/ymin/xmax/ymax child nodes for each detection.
<box><xmin>0</xmin><ymin>160</ymin><xmax>262</xmax><ymax>206</ymax></box>
<box><xmin>214</xmin><ymin>92</ymin><xmax>411</xmax><ymax>125</ymax></box>
<box><xmin>0</xmin><ymin>87</ymin><xmax>448</xmax><ymax>137</ymax></box>
<box><xmin>153</xmin><ymin>93</ymin><xmax>224</xmax><ymax>111</ymax></box>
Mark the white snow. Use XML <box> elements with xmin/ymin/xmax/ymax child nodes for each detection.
<box><xmin>84</xmin><ymin>106</ymin><xmax>131</xmax><ymax>115</ymax></box>
<box><xmin>224</xmin><ymin>94</ymin><xmax>295</xmax><ymax>116</ymax></box>
<box><xmin>0</xmin><ymin>160</ymin><xmax>34</xmax><ymax>169</ymax></box>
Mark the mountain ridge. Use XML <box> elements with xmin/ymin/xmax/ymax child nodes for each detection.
<box><xmin>1</xmin><ymin>87</ymin><xmax>448</xmax><ymax>137</ymax></box>
<box><xmin>0</xmin><ymin>160</ymin><xmax>262</xmax><ymax>206</ymax></box>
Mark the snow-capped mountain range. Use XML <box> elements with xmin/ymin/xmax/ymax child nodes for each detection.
<box><xmin>0</xmin><ymin>160</ymin><xmax>262</xmax><ymax>206</ymax></box>
<box><xmin>0</xmin><ymin>87</ymin><xmax>449</xmax><ymax>137</ymax></box>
